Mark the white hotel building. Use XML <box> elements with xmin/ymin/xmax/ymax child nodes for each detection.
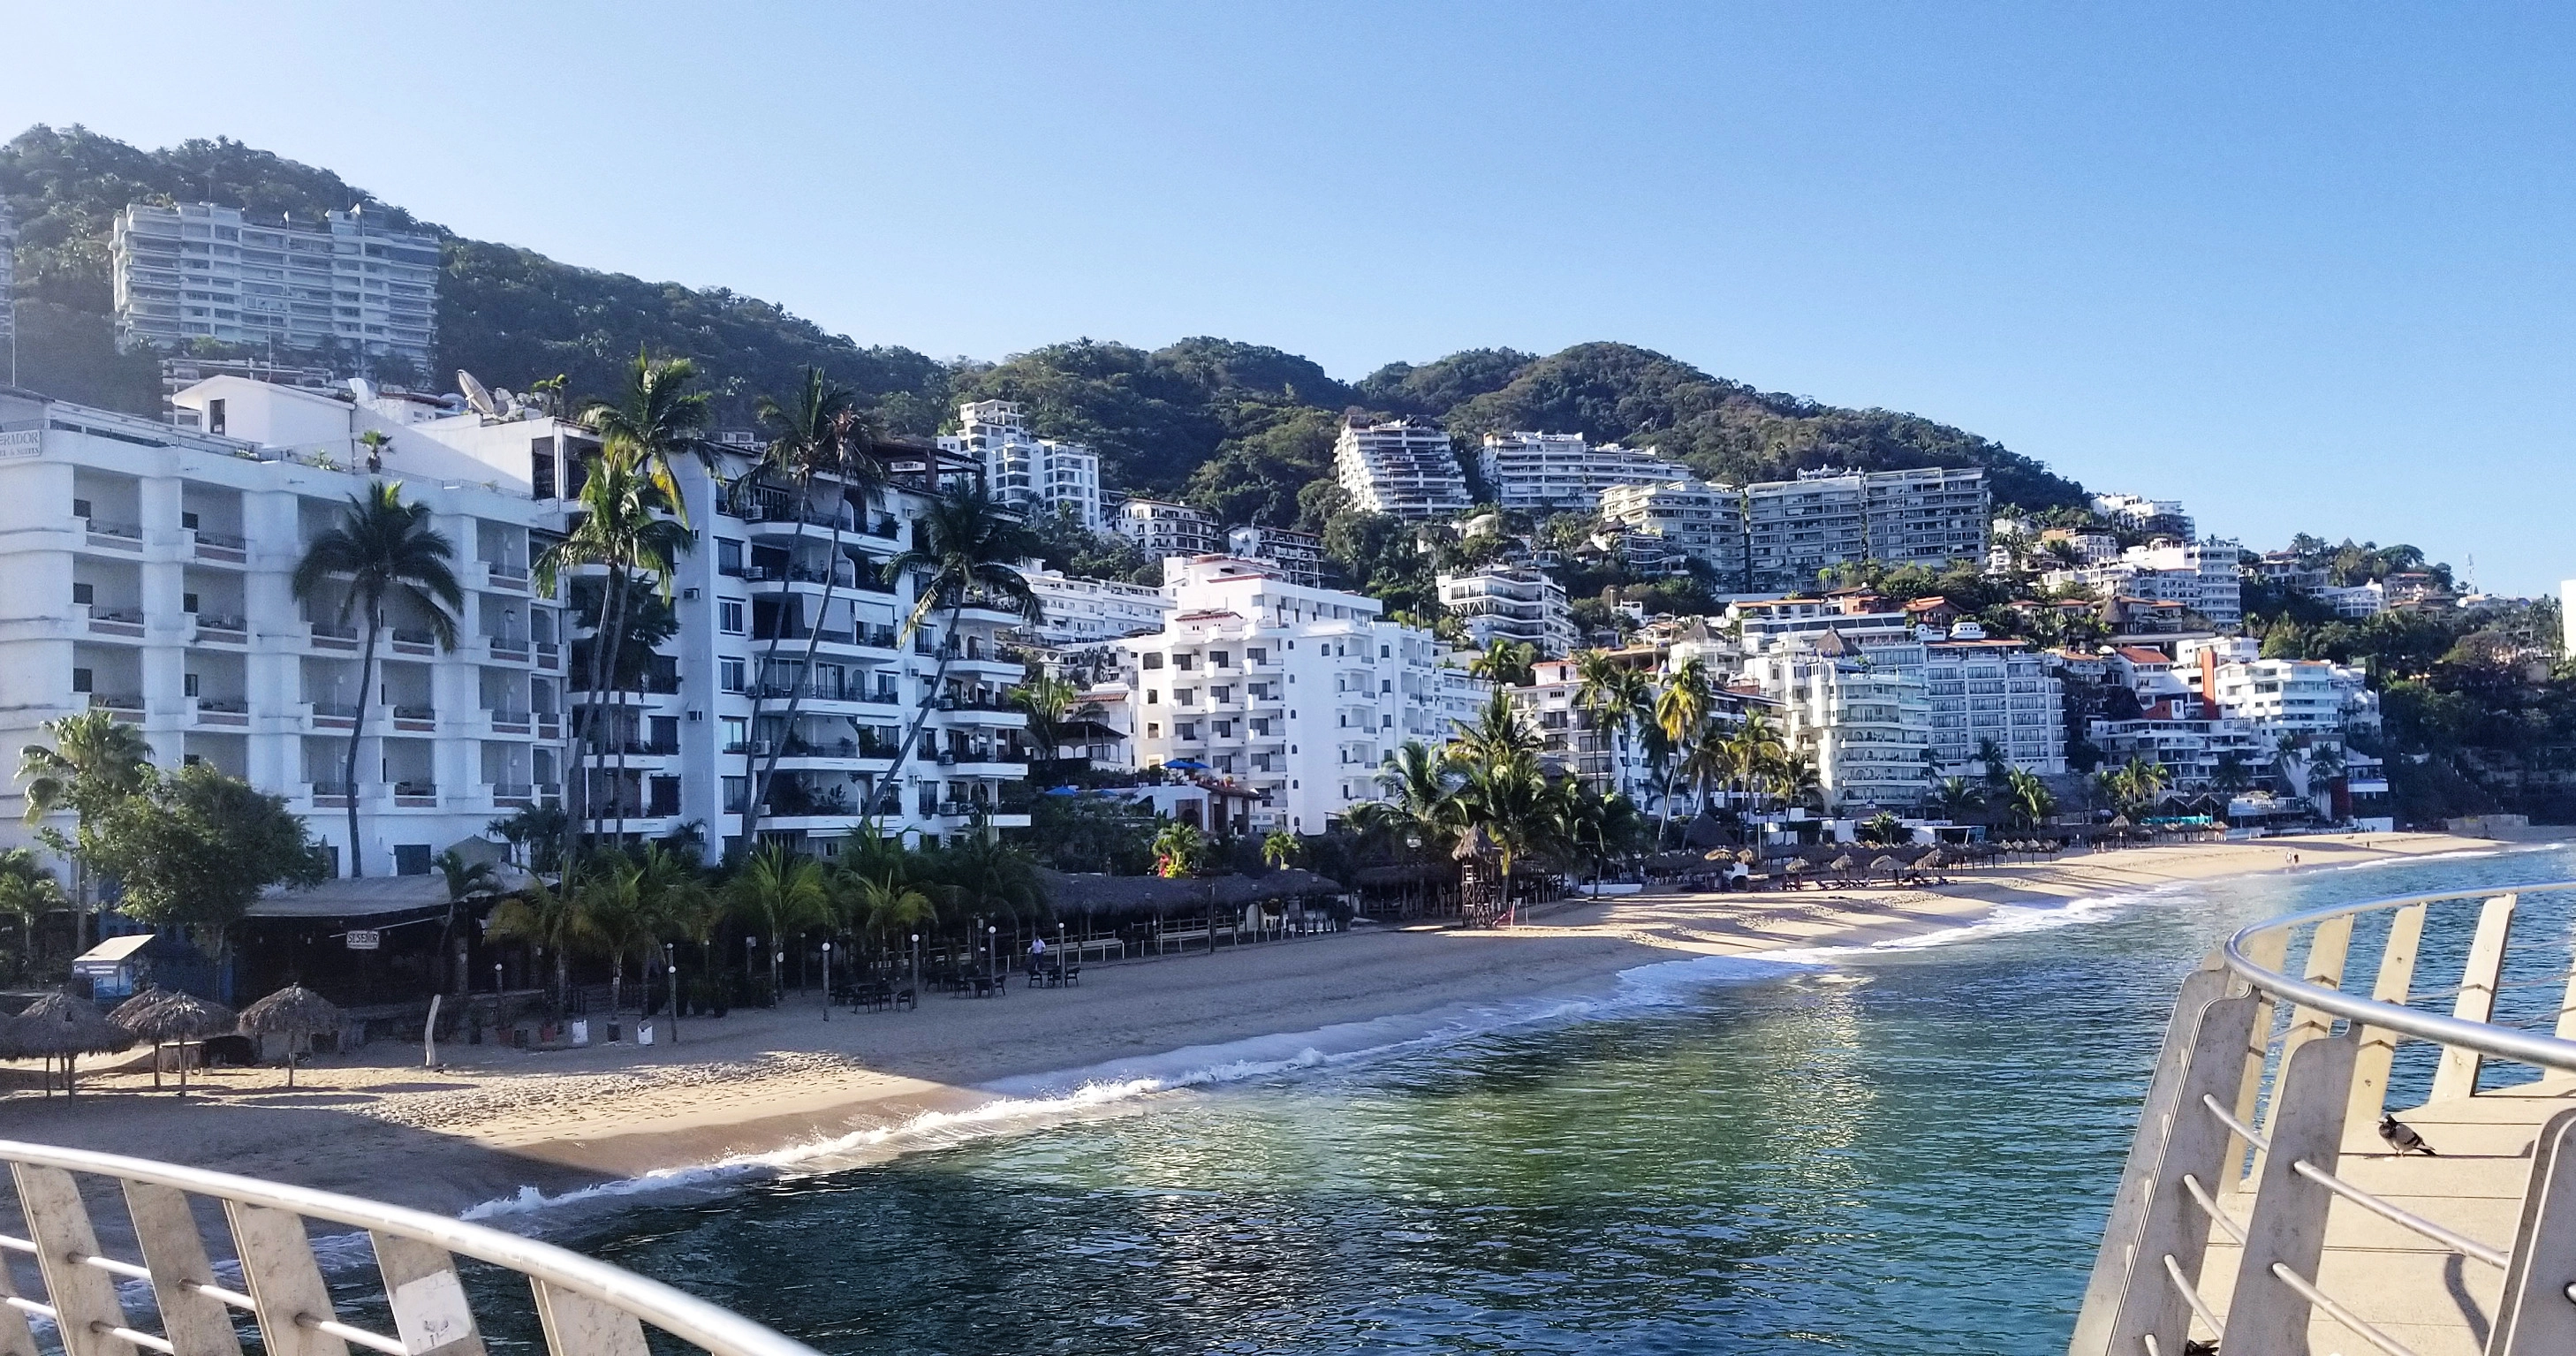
<box><xmin>939</xmin><ymin>399</ymin><xmax>1102</xmax><ymax>529</ymax></box>
<box><xmin>1113</xmin><ymin>557</ymin><xmax>1486</xmax><ymax>834</ymax></box>
<box><xmin>1477</xmin><ymin>432</ymin><xmax>1687</xmax><ymax>515</ymax></box>
<box><xmin>1335</xmin><ymin>419</ymin><xmax>1472</xmax><ymax>520</ymax></box>
<box><xmin>1436</xmin><ymin>565</ymin><xmax>1580</xmax><ymax>656</ymax></box>
<box><xmin>1599</xmin><ymin>479</ymin><xmax>1749</xmax><ymax>583</ymax></box>
<box><xmin>1742</xmin><ymin>632</ymin><xmax>1935</xmax><ymax>811</ymax></box>
<box><xmin>111</xmin><ymin>203</ymin><xmax>439</xmax><ymax>373</ymax></box>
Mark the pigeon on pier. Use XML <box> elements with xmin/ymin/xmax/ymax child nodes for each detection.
<box><xmin>2379</xmin><ymin>1114</ymin><xmax>2437</xmax><ymax>1156</ymax></box>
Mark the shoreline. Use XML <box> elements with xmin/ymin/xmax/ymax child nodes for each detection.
<box><xmin>0</xmin><ymin>831</ymin><xmax>2554</xmax><ymax>1221</ymax></box>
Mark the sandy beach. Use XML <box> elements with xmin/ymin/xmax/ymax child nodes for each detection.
<box><xmin>0</xmin><ymin>831</ymin><xmax>2533</xmax><ymax>1217</ymax></box>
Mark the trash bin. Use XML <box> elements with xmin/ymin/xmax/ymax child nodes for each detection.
<box><xmin>638</xmin><ymin>1022</ymin><xmax>655</xmax><ymax>1047</ymax></box>
<box><xmin>570</xmin><ymin>1019</ymin><xmax>588</xmax><ymax>1046</ymax></box>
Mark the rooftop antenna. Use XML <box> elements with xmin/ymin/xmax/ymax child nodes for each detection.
<box><xmin>458</xmin><ymin>370</ymin><xmax>500</xmax><ymax>419</ymax></box>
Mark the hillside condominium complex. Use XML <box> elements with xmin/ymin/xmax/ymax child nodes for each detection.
<box><xmin>0</xmin><ymin>202</ymin><xmax>14</xmax><ymax>375</ymax></box>
<box><xmin>1112</xmin><ymin>557</ymin><xmax>1487</xmax><ymax>835</ymax></box>
<box><xmin>1112</xmin><ymin>498</ymin><xmax>1222</xmax><ymax>557</ymax></box>
<box><xmin>1436</xmin><ymin>565</ymin><xmax>1580</xmax><ymax>657</ymax></box>
<box><xmin>111</xmin><ymin>203</ymin><xmax>438</xmax><ymax>373</ymax></box>
<box><xmin>1476</xmin><ymin>431</ymin><xmax>1687</xmax><ymax>514</ymax></box>
<box><xmin>2042</xmin><ymin>538</ymin><xmax>2244</xmax><ymax>629</ymax></box>
<box><xmin>1335</xmin><ymin>419</ymin><xmax>1472</xmax><ymax>519</ymax></box>
<box><xmin>1600</xmin><ymin>466</ymin><xmax>1990</xmax><ymax>591</ymax></box>
<box><xmin>938</xmin><ymin>399</ymin><xmax>1102</xmax><ymax>529</ymax></box>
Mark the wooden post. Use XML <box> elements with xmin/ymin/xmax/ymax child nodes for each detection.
<box><xmin>2065</xmin><ymin>958</ymin><xmax>2237</xmax><ymax>1356</ymax></box>
<box><xmin>531</xmin><ymin>1279</ymin><xmax>651</xmax><ymax>1356</ymax></box>
<box><xmin>224</xmin><ymin>1203</ymin><xmax>349</xmax><ymax>1356</ymax></box>
<box><xmin>10</xmin><ymin>1164</ymin><xmax>134</xmax><ymax>1356</ymax></box>
<box><xmin>2343</xmin><ymin>903</ymin><xmax>2426</xmax><ymax>1132</ymax></box>
<box><xmin>2428</xmin><ymin>893</ymin><xmax>2516</xmax><ymax>1103</ymax></box>
<box><xmin>2489</xmin><ymin>1107</ymin><xmax>2576</xmax><ymax>1353</ymax></box>
<box><xmin>121</xmin><ymin>1181</ymin><xmax>245</xmax><ymax>1356</ymax></box>
<box><xmin>2101</xmin><ymin>992</ymin><xmax>2268</xmax><ymax>1356</ymax></box>
<box><xmin>2218</xmin><ymin>1031</ymin><xmax>2363</xmax><ymax>1356</ymax></box>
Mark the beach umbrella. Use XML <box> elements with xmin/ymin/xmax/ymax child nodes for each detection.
<box><xmin>238</xmin><ymin>985</ymin><xmax>345</xmax><ymax>1089</ymax></box>
<box><xmin>1164</xmin><ymin>759</ymin><xmax>1208</xmax><ymax>770</ymax></box>
<box><xmin>107</xmin><ymin>985</ymin><xmax>172</xmax><ymax>1027</ymax></box>
<box><xmin>1043</xmin><ymin>785</ymin><xmax>1082</xmax><ymax>796</ymax></box>
<box><xmin>124</xmin><ymin>994</ymin><xmax>235</xmax><ymax>1099</ymax></box>
<box><xmin>1868</xmin><ymin>854</ymin><xmax>1902</xmax><ymax>880</ymax></box>
<box><xmin>1702</xmin><ymin>848</ymin><xmax>1737</xmax><ymax>861</ymax></box>
<box><xmin>1827</xmin><ymin>853</ymin><xmax>1857</xmax><ymax>882</ymax></box>
<box><xmin>13</xmin><ymin>992</ymin><xmax>135</xmax><ymax>1097</ymax></box>
<box><xmin>1919</xmin><ymin>848</ymin><xmax>1946</xmax><ymax>875</ymax></box>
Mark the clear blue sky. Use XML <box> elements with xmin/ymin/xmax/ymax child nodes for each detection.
<box><xmin>9</xmin><ymin>4</ymin><xmax>2570</xmax><ymax>593</ymax></box>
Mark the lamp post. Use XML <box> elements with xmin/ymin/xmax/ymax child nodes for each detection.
<box><xmin>910</xmin><ymin>932</ymin><xmax>920</xmax><ymax>1009</ymax></box>
<box><xmin>744</xmin><ymin>934</ymin><xmax>756</xmax><ymax>983</ymax></box>
<box><xmin>986</xmin><ymin>924</ymin><xmax>996</xmax><ymax>980</ymax></box>
<box><xmin>664</xmin><ymin>942</ymin><xmax>678</xmax><ymax>1045</ymax></box>
<box><xmin>821</xmin><ymin>940</ymin><xmax>832</xmax><ymax>1022</ymax></box>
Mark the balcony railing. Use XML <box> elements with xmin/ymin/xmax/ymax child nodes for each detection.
<box><xmin>391</xmin><ymin>704</ymin><xmax>436</xmax><ymax>722</ymax></box>
<box><xmin>86</xmin><ymin>693</ymin><xmax>145</xmax><ymax>712</ymax></box>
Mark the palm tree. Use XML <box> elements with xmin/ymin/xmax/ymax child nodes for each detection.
<box><xmin>849</xmin><ymin>873</ymin><xmax>937</xmax><ymax>951</ymax></box>
<box><xmin>1930</xmin><ymin>776</ymin><xmax>1987</xmax><ymax>822</ymax></box>
<box><xmin>1651</xmin><ymin>660</ymin><xmax>1711</xmax><ymax>841</ymax></box>
<box><xmin>489</xmin><ymin>875</ymin><xmax>587</xmax><ymax>1011</ymax></box>
<box><xmin>1725</xmin><ymin>710</ymin><xmax>1786</xmax><ymax>814</ymax></box>
<box><xmin>1449</xmin><ymin>688</ymin><xmax>1539</xmax><ymax>769</ymax></box>
<box><xmin>292</xmin><ymin>483</ymin><xmax>463</xmax><ymax>876</ymax></box>
<box><xmin>575</xmin><ymin>852</ymin><xmax>665</xmax><ymax>1022</ymax></box>
<box><xmin>2004</xmin><ymin>767</ymin><xmax>2057</xmax><ymax>831</ymax></box>
<box><xmin>1152</xmin><ymin>822</ymin><xmax>1208</xmax><ymax>879</ymax></box>
<box><xmin>0</xmin><ymin>848</ymin><xmax>64</xmax><ymax>977</ymax></box>
<box><xmin>1466</xmin><ymin>639</ymin><xmax>1537</xmax><ymax>686</ymax></box>
<box><xmin>1976</xmin><ymin>737</ymin><xmax>2011</xmax><ymax>797</ymax></box>
<box><xmin>1360</xmin><ymin>740</ymin><xmax>1459</xmax><ymax>860</ymax></box>
<box><xmin>1450</xmin><ymin>751</ymin><xmax>1560</xmax><ymax>923</ymax></box>
<box><xmin>1768</xmin><ymin>750</ymin><xmax>1822</xmax><ymax>812</ymax></box>
<box><xmin>2209</xmin><ymin>753</ymin><xmax>2252</xmax><ymax>799</ymax></box>
<box><xmin>432</xmin><ymin>849</ymin><xmax>501</xmax><ymax>996</ymax></box>
<box><xmin>538</xmin><ymin>448</ymin><xmax>694</xmax><ymax>846</ymax></box>
<box><xmin>1011</xmin><ymin>672</ymin><xmax>1085</xmax><ymax>761</ymax></box>
<box><xmin>17</xmin><ymin>709</ymin><xmax>151</xmax><ymax>951</ymax></box>
<box><xmin>1573</xmin><ymin>652</ymin><xmax>1652</xmax><ymax>798</ymax></box>
<box><xmin>1261</xmin><ymin>830</ymin><xmax>1300</xmax><ymax>871</ymax></box>
<box><xmin>632</xmin><ymin>843</ymin><xmax>710</xmax><ymax>1014</ymax></box>
<box><xmin>727</xmin><ymin>844</ymin><xmax>830</xmax><ymax>996</ymax></box>
<box><xmin>742</xmin><ymin>370</ymin><xmax>885</xmax><ymax>842</ymax></box>
<box><xmin>866</xmin><ymin>486</ymin><xmax>1044</xmax><ymax>837</ymax></box>
<box><xmin>1678</xmin><ymin>723</ymin><xmax>1738</xmax><ymax>817</ymax></box>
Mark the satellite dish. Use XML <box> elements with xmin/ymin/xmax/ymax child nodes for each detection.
<box><xmin>458</xmin><ymin>370</ymin><xmax>499</xmax><ymax>418</ymax></box>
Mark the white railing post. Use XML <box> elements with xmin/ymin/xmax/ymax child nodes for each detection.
<box><xmin>2344</xmin><ymin>902</ymin><xmax>2427</xmax><ymax>1132</ymax></box>
<box><xmin>533</xmin><ymin>1280</ymin><xmax>653</xmax><ymax>1356</ymax></box>
<box><xmin>121</xmin><ymin>1180</ymin><xmax>246</xmax><ymax>1356</ymax></box>
<box><xmin>0</xmin><ymin>1237</ymin><xmax>37</xmax><ymax>1356</ymax></box>
<box><xmin>2066</xmin><ymin>958</ymin><xmax>2236</xmax><ymax>1356</ymax></box>
<box><xmin>10</xmin><ymin>1163</ymin><xmax>133</xmax><ymax>1356</ymax></box>
<box><xmin>224</xmin><ymin>1202</ymin><xmax>350</xmax><ymax>1356</ymax></box>
<box><xmin>2231</xmin><ymin>928</ymin><xmax>2293</xmax><ymax>1186</ymax></box>
<box><xmin>2101</xmin><ymin>992</ymin><xmax>2268</xmax><ymax>1356</ymax></box>
<box><xmin>2430</xmin><ymin>894</ymin><xmax>2517</xmax><ymax>1103</ymax></box>
<box><xmin>2218</xmin><ymin>1032</ymin><xmax>2363</xmax><ymax>1356</ymax></box>
<box><xmin>371</xmin><ymin>1233</ymin><xmax>485</xmax><ymax>1356</ymax></box>
<box><xmin>2489</xmin><ymin>1107</ymin><xmax>2576</xmax><ymax>1353</ymax></box>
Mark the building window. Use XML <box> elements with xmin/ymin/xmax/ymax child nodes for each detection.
<box><xmin>71</xmin><ymin>583</ymin><xmax>92</xmax><ymax>606</ymax></box>
<box><xmin>184</xmin><ymin>673</ymin><xmax>200</xmax><ymax>698</ymax></box>
<box><xmin>718</xmin><ymin>600</ymin><xmax>746</xmax><ymax>634</ymax></box>
<box><xmin>530</xmin><ymin>436</ymin><xmax>556</xmax><ymax>498</ymax></box>
<box><xmin>1142</xmin><ymin>653</ymin><xmax>1163</xmax><ymax>670</ymax></box>
<box><xmin>393</xmin><ymin>845</ymin><xmax>432</xmax><ymax>876</ymax></box>
<box><xmin>721</xmin><ymin>716</ymin><xmax>748</xmax><ymax>751</ymax></box>
<box><xmin>71</xmin><ymin>668</ymin><xmax>91</xmax><ymax>693</ymax></box>
<box><xmin>1247</xmin><ymin>648</ymin><xmax>1267</xmax><ymax>664</ymax></box>
<box><xmin>207</xmin><ymin>399</ymin><xmax>226</xmax><ymax>436</ymax></box>
<box><xmin>719</xmin><ymin>658</ymin><xmax>746</xmax><ymax>693</ymax></box>
<box><xmin>716</xmin><ymin>539</ymin><xmax>745</xmax><ymax>578</ymax></box>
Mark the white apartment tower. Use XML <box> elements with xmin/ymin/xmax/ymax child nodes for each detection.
<box><xmin>1599</xmin><ymin>480</ymin><xmax>1749</xmax><ymax>582</ymax></box>
<box><xmin>1869</xmin><ymin>638</ymin><xmax>2067</xmax><ymax>777</ymax></box>
<box><xmin>939</xmin><ymin>399</ymin><xmax>1101</xmax><ymax>529</ymax></box>
<box><xmin>0</xmin><ymin>385</ymin><xmax>564</xmax><ymax>880</ymax></box>
<box><xmin>1335</xmin><ymin>420</ymin><xmax>1472</xmax><ymax>519</ymax></box>
<box><xmin>1742</xmin><ymin>633</ymin><xmax>1935</xmax><ymax>810</ymax></box>
<box><xmin>1477</xmin><ymin>432</ymin><xmax>1686</xmax><ymax>514</ymax></box>
<box><xmin>1863</xmin><ymin>466</ymin><xmax>1991</xmax><ymax>569</ymax></box>
<box><xmin>1113</xmin><ymin>499</ymin><xmax>1222</xmax><ymax>558</ymax></box>
<box><xmin>1012</xmin><ymin>562</ymin><xmax>1174</xmax><ymax>649</ymax></box>
<box><xmin>111</xmin><ymin>203</ymin><xmax>439</xmax><ymax>374</ymax></box>
<box><xmin>1115</xmin><ymin>557</ymin><xmax>1486</xmax><ymax>834</ymax></box>
<box><xmin>1225</xmin><ymin>525</ymin><xmax>1325</xmax><ymax>587</ymax></box>
<box><xmin>1437</xmin><ymin>565</ymin><xmax>1580</xmax><ymax>656</ymax></box>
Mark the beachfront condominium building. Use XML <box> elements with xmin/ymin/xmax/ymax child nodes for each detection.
<box><xmin>1336</xmin><ymin>419</ymin><xmax>1472</xmax><ymax>520</ymax></box>
<box><xmin>1477</xmin><ymin>432</ymin><xmax>1688</xmax><ymax>514</ymax></box>
<box><xmin>160</xmin><ymin>376</ymin><xmax>1027</xmax><ymax>864</ymax></box>
<box><xmin>0</xmin><ymin>384</ymin><xmax>565</xmax><ymax>880</ymax></box>
<box><xmin>1742</xmin><ymin>631</ymin><xmax>1934</xmax><ymax>810</ymax></box>
<box><xmin>938</xmin><ymin>400</ymin><xmax>1102</xmax><ymax>530</ymax></box>
<box><xmin>1113</xmin><ymin>498</ymin><xmax>1222</xmax><ymax>559</ymax></box>
<box><xmin>111</xmin><ymin>203</ymin><xmax>439</xmax><ymax>374</ymax></box>
<box><xmin>1437</xmin><ymin>565</ymin><xmax>1580</xmax><ymax>657</ymax></box>
<box><xmin>2087</xmin><ymin>713</ymin><xmax>2271</xmax><ymax>791</ymax></box>
<box><xmin>2090</xmin><ymin>491</ymin><xmax>2194</xmax><ymax>541</ymax></box>
<box><xmin>1226</xmin><ymin>525</ymin><xmax>1325</xmax><ymax>587</ymax></box>
<box><xmin>1598</xmin><ymin>480</ymin><xmax>1749</xmax><ymax>582</ymax></box>
<box><xmin>1113</xmin><ymin>557</ymin><xmax>1487</xmax><ymax>834</ymax></box>
<box><xmin>2045</xmin><ymin>539</ymin><xmax>2245</xmax><ymax>629</ymax></box>
<box><xmin>1867</xmin><ymin>638</ymin><xmax>2067</xmax><ymax>777</ymax></box>
<box><xmin>1862</xmin><ymin>466</ymin><xmax>1990</xmax><ymax>569</ymax></box>
<box><xmin>2208</xmin><ymin>656</ymin><xmax>2379</xmax><ymax>740</ymax></box>
<box><xmin>1012</xmin><ymin>561</ymin><xmax>1175</xmax><ymax>650</ymax></box>
<box><xmin>1743</xmin><ymin>472</ymin><xmax>1868</xmax><ymax>591</ymax></box>
<box><xmin>1726</xmin><ymin>595</ymin><xmax>1911</xmax><ymax>655</ymax></box>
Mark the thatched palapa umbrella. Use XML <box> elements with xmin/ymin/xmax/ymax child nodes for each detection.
<box><xmin>1868</xmin><ymin>854</ymin><xmax>1903</xmax><ymax>884</ymax></box>
<box><xmin>1827</xmin><ymin>853</ymin><xmax>1858</xmax><ymax>886</ymax></box>
<box><xmin>13</xmin><ymin>992</ymin><xmax>135</xmax><ymax>1097</ymax></box>
<box><xmin>108</xmin><ymin>985</ymin><xmax>175</xmax><ymax>1088</ymax></box>
<box><xmin>238</xmin><ymin>985</ymin><xmax>344</xmax><ymax>1088</ymax></box>
<box><xmin>1917</xmin><ymin>848</ymin><xmax>1946</xmax><ymax>883</ymax></box>
<box><xmin>121</xmin><ymin>994</ymin><xmax>235</xmax><ymax>1099</ymax></box>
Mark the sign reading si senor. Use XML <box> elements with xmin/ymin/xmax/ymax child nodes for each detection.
<box><xmin>346</xmin><ymin>929</ymin><xmax>381</xmax><ymax>951</ymax></box>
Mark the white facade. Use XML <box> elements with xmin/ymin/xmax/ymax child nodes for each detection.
<box><xmin>2087</xmin><ymin>716</ymin><xmax>2270</xmax><ymax>790</ymax></box>
<box><xmin>1727</xmin><ymin>597</ymin><xmax>1911</xmax><ymax>655</ymax></box>
<box><xmin>1477</xmin><ymin>432</ymin><xmax>1686</xmax><ymax>514</ymax></box>
<box><xmin>1743</xmin><ymin>640</ymin><xmax>1933</xmax><ymax>810</ymax></box>
<box><xmin>1335</xmin><ymin>420</ymin><xmax>1471</xmax><ymax>520</ymax></box>
<box><xmin>0</xmin><ymin>387</ymin><xmax>564</xmax><ymax>880</ymax></box>
<box><xmin>2046</xmin><ymin>539</ymin><xmax>2245</xmax><ymax>629</ymax></box>
<box><xmin>1113</xmin><ymin>498</ymin><xmax>1222</xmax><ymax>558</ymax></box>
<box><xmin>112</xmin><ymin>203</ymin><xmax>438</xmax><ymax>372</ymax></box>
<box><xmin>154</xmin><ymin>379</ymin><xmax>1032</xmax><ymax>865</ymax></box>
<box><xmin>0</xmin><ymin>201</ymin><xmax>15</xmax><ymax>374</ymax></box>
<box><xmin>1869</xmin><ymin>639</ymin><xmax>2066</xmax><ymax>776</ymax></box>
<box><xmin>1862</xmin><ymin>466</ymin><xmax>1991</xmax><ymax>570</ymax></box>
<box><xmin>1508</xmin><ymin>654</ymin><xmax>1660</xmax><ymax>807</ymax></box>
<box><xmin>2090</xmin><ymin>492</ymin><xmax>2194</xmax><ymax>540</ymax></box>
<box><xmin>938</xmin><ymin>400</ymin><xmax>1102</xmax><ymax>530</ymax></box>
<box><xmin>1437</xmin><ymin>565</ymin><xmax>1580</xmax><ymax>656</ymax></box>
<box><xmin>1743</xmin><ymin>473</ymin><xmax>1868</xmax><ymax>592</ymax></box>
<box><xmin>1225</xmin><ymin>525</ymin><xmax>1325</xmax><ymax>587</ymax></box>
<box><xmin>1013</xmin><ymin>561</ymin><xmax>1173</xmax><ymax>648</ymax></box>
<box><xmin>1114</xmin><ymin>557</ymin><xmax>1486</xmax><ymax>834</ymax></box>
<box><xmin>2211</xmin><ymin>657</ymin><xmax>2378</xmax><ymax>739</ymax></box>
<box><xmin>1599</xmin><ymin>480</ymin><xmax>1748</xmax><ymax>581</ymax></box>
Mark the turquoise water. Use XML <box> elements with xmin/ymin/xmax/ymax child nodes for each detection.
<box><xmin>510</xmin><ymin>846</ymin><xmax>2576</xmax><ymax>1354</ymax></box>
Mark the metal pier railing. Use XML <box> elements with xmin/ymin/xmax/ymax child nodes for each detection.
<box><xmin>2069</xmin><ymin>880</ymin><xmax>2576</xmax><ymax>1356</ymax></box>
<box><xmin>0</xmin><ymin>1140</ymin><xmax>821</xmax><ymax>1356</ymax></box>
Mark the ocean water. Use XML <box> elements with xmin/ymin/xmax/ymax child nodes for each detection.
<box><xmin>454</xmin><ymin>845</ymin><xmax>2576</xmax><ymax>1355</ymax></box>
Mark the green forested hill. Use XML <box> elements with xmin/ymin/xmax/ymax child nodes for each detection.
<box><xmin>2</xmin><ymin>125</ymin><xmax>2087</xmax><ymax>517</ymax></box>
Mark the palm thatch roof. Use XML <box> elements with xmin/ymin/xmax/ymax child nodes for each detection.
<box><xmin>1918</xmin><ymin>849</ymin><xmax>1946</xmax><ymax>869</ymax></box>
<box><xmin>125</xmin><ymin>993</ymin><xmax>235</xmax><ymax>1042</ymax></box>
<box><xmin>1451</xmin><ymin>825</ymin><xmax>1498</xmax><ymax>862</ymax></box>
<box><xmin>10</xmin><ymin>992</ymin><xmax>137</xmax><ymax>1057</ymax></box>
<box><xmin>107</xmin><ymin>985</ymin><xmax>173</xmax><ymax>1027</ymax></box>
<box><xmin>1035</xmin><ymin>868</ymin><xmax>1344</xmax><ymax>915</ymax></box>
<box><xmin>1828</xmin><ymin>854</ymin><xmax>1858</xmax><ymax>872</ymax></box>
<box><xmin>1868</xmin><ymin>855</ymin><xmax>1903</xmax><ymax>874</ymax></box>
<box><xmin>237</xmin><ymin>985</ymin><xmax>345</xmax><ymax>1037</ymax></box>
<box><xmin>1784</xmin><ymin>858</ymin><xmax>1812</xmax><ymax>872</ymax></box>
